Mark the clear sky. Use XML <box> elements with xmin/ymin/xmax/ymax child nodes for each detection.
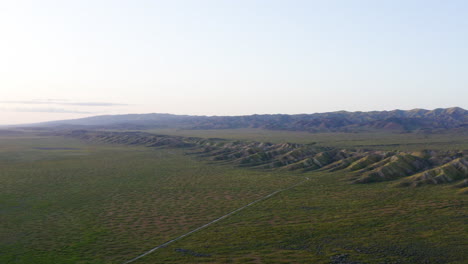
<box><xmin>1</xmin><ymin>0</ymin><xmax>467</xmax><ymax>125</ymax></box>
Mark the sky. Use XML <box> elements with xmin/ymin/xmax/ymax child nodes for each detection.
<box><xmin>1</xmin><ymin>0</ymin><xmax>467</xmax><ymax>125</ymax></box>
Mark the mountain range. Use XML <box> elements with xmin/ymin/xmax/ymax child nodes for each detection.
<box><xmin>36</xmin><ymin>107</ymin><xmax>468</xmax><ymax>133</ymax></box>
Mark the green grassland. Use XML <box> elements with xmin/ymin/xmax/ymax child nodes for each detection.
<box><xmin>144</xmin><ymin>172</ymin><xmax>466</xmax><ymax>264</ymax></box>
<box><xmin>0</xmin><ymin>134</ymin><xmax>298</xmax><ymax>263</ymax></box>
<box><xmin>1</xmin><ymin>132</ymin><xmax>467</xmax><ymax>263</ymax></box>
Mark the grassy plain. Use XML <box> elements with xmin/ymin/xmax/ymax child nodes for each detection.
<box><xmin>1</xmin><ymin>131</ymin><xmax>467</xmax><ymax>263</ymax></box>
<box><xmin>0</xmin><ymin>133</ymin><xmax>298</xmax><ymax>263</ymax></box>
<box><xmin>144</xmin><ymin>172</ymin><xmax>466</xmax><ymax>264</ymax></box>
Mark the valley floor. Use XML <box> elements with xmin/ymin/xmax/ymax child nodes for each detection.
<box><xmin>0</xmin><ymin>133</ymin><xmax>466</xmax><ymax>263</ymax></box>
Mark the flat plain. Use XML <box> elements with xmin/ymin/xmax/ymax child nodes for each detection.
<box><xmin>1</xmin><ymin>131</ymin><xmax>467</xmax><ymax>263</ymax></box>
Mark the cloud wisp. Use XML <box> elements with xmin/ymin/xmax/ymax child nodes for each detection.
<box><xmin>0</xmin><ymin>107</ymin><xmax>96</xmax><ymax>114</ymax></box>
<box><xmin>0</xmin><ymin>99</ymin><xmax>128</xmax><ymax>107</ymax></box>
<box><xmin>0</xmin><ymin>99</ymin><xmax>127</xmax><ymax>114</ymax></box>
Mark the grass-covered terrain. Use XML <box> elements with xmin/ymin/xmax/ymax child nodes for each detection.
<box><xmin>0</xmin><ymin>133</ymin><xmax>298</xmax><ymax>263</ymax></box>
<box><xmin>143</xmin><ymin>172</ymin><xmax>466</xmax><ymax>264</ymax></box>
<box><xmin>1</xmin><ymin>131</ymin><xmax>467</xmax><ymax>263</ymax></box>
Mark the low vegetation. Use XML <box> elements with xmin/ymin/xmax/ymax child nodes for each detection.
<box><xmin>0</xmin><ymin>133</ymin><xmax>298</xmax><ymax>263</ymax></box>
<box><xmin>2</xmin><ymin>130</ymin><xmax>467</xmax><ymax>263</ymax></box>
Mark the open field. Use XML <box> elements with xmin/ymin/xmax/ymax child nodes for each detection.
<box><xmin>144</xmin><ymin>128</ymin><xmax>468</xmax><ymax>151</ymax></box>
<box><xmin>142</xmin><ymin>171</ymin><xmax>467</xmax><ymax>263</ymax></box>
<box><xmin>0</xmin><ymin>134</ymin><xmax>299</xmax><ymax>263</ymax></box>
<box><xmin>1</xmin><ymin>132</ymin><xmax>467</xmax><ymax>263</ymax></box>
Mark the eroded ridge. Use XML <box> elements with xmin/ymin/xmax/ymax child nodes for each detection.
<box><xmin>65</xmin><ymin>130</ymin><xmax>468</xmax><ymax>193</ymax></box>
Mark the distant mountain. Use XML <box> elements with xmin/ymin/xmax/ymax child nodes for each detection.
<box><xmin>35</xmin><ymin>107</ymin><xmax>468</xmax><ymax>133</ymax></box>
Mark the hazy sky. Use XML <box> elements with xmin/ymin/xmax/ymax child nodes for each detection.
<box><xmin>1</xmin><ymin>0</ymin><xmax>467</xmax><ymax>125</ymax></box>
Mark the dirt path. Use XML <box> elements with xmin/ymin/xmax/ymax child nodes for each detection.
<box><xmin>122</xmin><ymin>176</ymin><xmax>309</xmax><ymax>264</ymax></box>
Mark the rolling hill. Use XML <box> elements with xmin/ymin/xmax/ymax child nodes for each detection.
<box><xmin>64</xmin><ymin>130</ymin><xmax>468</xmax><ymax>194</ymax></box>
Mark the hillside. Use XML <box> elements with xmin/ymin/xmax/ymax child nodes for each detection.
<box><xmin>64</xmin><ymin>130</ymin><xmax>468</xmax><ymax>193</ymax></box>
<box><xmin>37</xmin><ymin>107</ymin><xmax>468</xmax><ymax>133</ymax></box>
